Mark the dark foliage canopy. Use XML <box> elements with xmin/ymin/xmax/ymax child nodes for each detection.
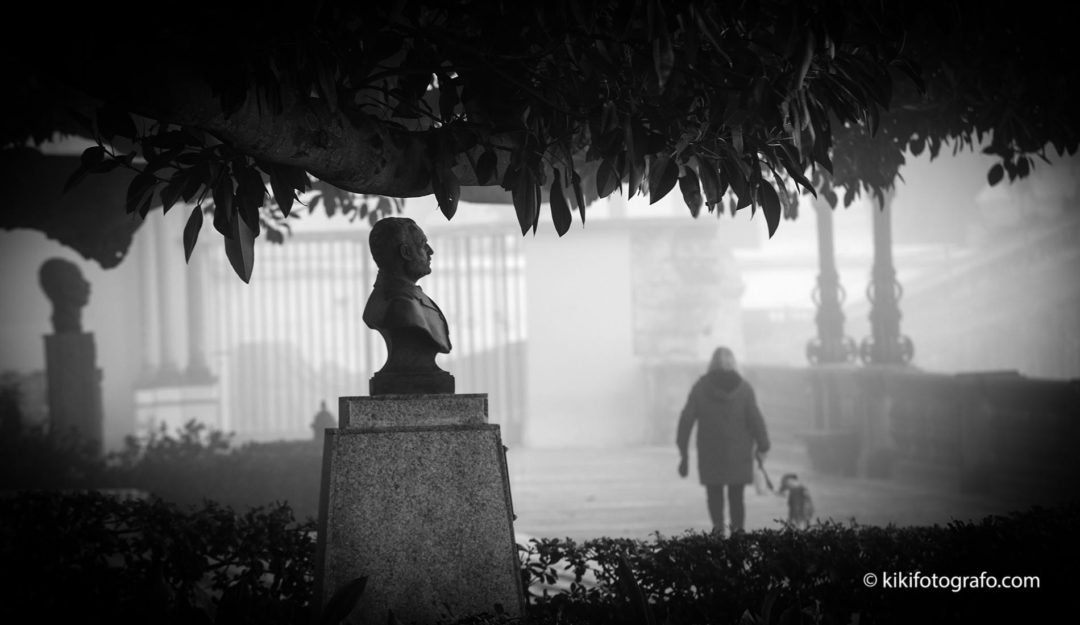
<box><xmin>2</xmin><ymin>0</ymin><xmax>1076</xmax><ymax>280</ymax></box>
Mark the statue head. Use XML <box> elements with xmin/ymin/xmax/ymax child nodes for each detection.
<box><xmin>708</xmin><ymin>346</ymin><xmax>738</xmax><ymax>372</ymax></box>
<box><xmin>369</xmin><ymin>217</ymin><xmax>433</xmax><ymax>283</ymax></box>
<box><xmin>39</xmin><ymin>258</ymin><xmax>90</xmax><ymax>334</ymax></box>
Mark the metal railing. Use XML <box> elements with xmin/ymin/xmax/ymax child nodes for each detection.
<box><xmin>200</xmin><ymin>228</ymin><xmax>527</xmax><ymax>442</ymax></box>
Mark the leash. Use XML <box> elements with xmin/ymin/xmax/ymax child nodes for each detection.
<box><xmin>755</xmin><ymin>453</ymin><xmax>774</xmax><ymax>492</ymax></box>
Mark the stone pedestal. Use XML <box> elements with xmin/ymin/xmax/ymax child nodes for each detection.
<box><xmin>44</xmin><ymin>332</ymin><xmax>104</xmax><ymax>452</ymax></box>
<box><xmin>315</xmin><ymin>393</ymin><xmax>523</xmax><ymax>624</ymax></box>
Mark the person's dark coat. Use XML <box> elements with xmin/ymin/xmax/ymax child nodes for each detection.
<box><xmin>676</xmin><ymin>369</ymin><xmax>770</xmax><ymax>485</ymax></box>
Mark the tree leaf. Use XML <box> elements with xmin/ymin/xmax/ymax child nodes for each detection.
<box><xmin>910</xmin><ymin>134</ymin><xmax>925</xmax><ymax>157</ymax></box>
<box><xmin>695</xmin><ymin>156</ymin><xmax>721</xmax><ymax>207</ymax></box>
<box><xmin>212</xmin><ymin>175</ymin><xmax>234</xmax><ymax>237</ymax></box>
<box><xmin>474</xmin><ymin>149</ymin><xmax>497</xmax><ymax>185</ymax></box>
<box><xmin>614</xmin><ymin>554</ymin><xmax>651</xmax><ymax>625</ymax></box>
<box><xmin>653</xmin><ymin>31</ymin><xmax>675</xmax><ymax>91</ymax></box>
<box><xmin>625</xmin><ymin>123</ymin><xmax>647</xmax><ymax>199</ymax></box>
<box><xmin>438</xmin><ymin>74</ymin><xmax>459</xmax><ymax>121</ymax></box>
<box><xmin>843</xmin><ymin>184</ymin><xmax>856</xmax><ymax>207</ymax></box>
<box><xmin>126</xmin><ymin>172</ymin><xmax>156</xmax><ymax>214</ymax></box>
<box><xmin>596</xmin><ymin>157</ymin><xmax>620</xmax><ymax>198</ymax></box>
<box><xmin>759</xmin><ymin>180</ymin><xmax>782</xmax><ymax>238</ymax></box>
<box><xmin>224</xmin><ymin>208</ymin><xmax>256</xmax><ymax>283</ymax></box>
<box><xmin>500</xmin><ymin>158</ymin><xmax>519</xmax><ymax>191</ymax></box>
<box><xmin>571</xmin><ymin>170</ymin><xmax>587</xmax><ymax>224</ymax></box>
<box><xmin>183</xmin><ymin>205</ymin><xmax>203</xmax><ymax>263</ymax></box>
<box><xmin>647</xmin><ymin>153</ymin><xmax>678</xmax><ymax>204</ymax></box>
<box><xmin>432</xmin><ymin>165</ymin><xmax>459</xmax><ymax>220</ymax></box>
<box><xmin>269</xmin><ymin>165</ymin><xmax>296</xmax><ymax>217</ymax></box>
<box><xmin>376</xmin><ymin>196</ymin><xmax>391</xmax><ymax>217</ymax></box>
<box><xmin>776</xmin><ymin>144</ymin><xmax>816</xmax><ymax>196</ymax></box>
<box><xmin>80</xmin><ymin>145</ymin><xmax>106</xmax><ymax>168</ymax></box>
<box><xmin>737</xmin><ymin>186</ymin><xmax>754</xmax><ymax>211</ymax></box>
<box><xmin>532</xmin><ymin>178</ymin><xmax>542</xmax><ymax>234</ymax></box>
<box><xmin>987</xmin><ymin>163</ymin><xmax>1004</xmax><ymax>186</ymax></box>
<box><xmin>811</xmin><ymin>127</ymin><xmax>833</xmax><ymax>174</ymax></box>
<box><xmin>511</xmin><ymin>170</ymin><xmax>535</xmax><ymax>236</ymax></box>
<box><xmin>726</xmin><ymin>162</ymin><xmax>751</xmax><ymax>210</ymax></box>
<box><xmin>180</xmin><ymin>162</ymin><xmax>211</xmax><ymax>202</ymax></box>
<box><xmin>160</xmin><ymin>173</ymin><xmax>185</xmax><ymax>214</ymax></box>
<box><xmin>550</xmin><ymin>170</ymin><xmax>572</xmax><ymax>237</ymax></box>
<box><xmin>135</xmin><ymin>191</ymin><xmax>154</xmax><ymax>219</ymax></box>
<box><xmin>626</xmin><ymin>155</ymin><xmax>643</xmax><ymax>200</ymax></box>
<box><xmin>823</xmin><ymin>186</ymin><xmax>838</xmax><ymax>208</ymax></box>
<box><xmin>678</xmin><ymin>169</ymin><xmax>703</xmax><ymax>217</ymax></box>
<box><xmin>1017</xmin><ymin>155</ymin><xmax>1030</xmax><ymax>177</ymax></box>
<box><xmin>236</xmin><ymin>167</ymin><xmax>265</xmax><ymax>233</ymax></box>
<box><xmin>144</xmin><ymin>147</ymin><xmax>184</xmax><ymax>173</ymax></box>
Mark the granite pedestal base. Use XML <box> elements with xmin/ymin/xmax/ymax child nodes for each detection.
<box><xmin>315</xmin><ymin>394</ymin><xmax>522</xmax><ymax>624</ymax></box>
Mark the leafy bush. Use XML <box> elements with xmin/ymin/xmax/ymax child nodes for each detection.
<box><xmin>105</xmin><ymin>421</ymin><xmax>324</xmax><ymax>521</ymax></box>
<box><xmin>1</xmin><ymin>491</ymin><xmax>1075</xmax><ymax>625</ymax></box>
<box><xmin>0</xmin><ymin>406</ymin><xmax>324</xmax><ymax>520</ymax></box>
<box><xmin>520</xmin><ymin>502</ymin><xmax>1079</xmax><ymax>624</ymax></box>
<box><xmin>0</xmin><ymin>491</ymin><xmax>315</xmax><ymax>625</ymax></box>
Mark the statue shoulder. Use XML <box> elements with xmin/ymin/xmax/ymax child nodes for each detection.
<box><xmin>383</xmin><ymin>294</ymin><xmax>426</xmax><ymax>327</ymax></box>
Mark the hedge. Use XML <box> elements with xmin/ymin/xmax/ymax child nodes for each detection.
<box><xmin>0</xmin><ymin>417</ymin><xmax>324</xmax><ymax>521</ymax></box>
<box><xmin>1</xmin><ymin>491</ymin><xmax>1075</xmax><ymax>625</ymax></box>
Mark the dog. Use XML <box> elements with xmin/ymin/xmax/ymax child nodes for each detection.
<box><xmin>777</xmin><ymin>473</ymin><xmax>815</xmax><ymax>530</ymax></box>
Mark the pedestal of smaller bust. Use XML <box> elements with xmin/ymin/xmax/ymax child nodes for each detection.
<box><xmin>369</xmin><ymin>369</ymin><xmax>454</xmax><ymax>395</ymax></box>
<box><xmin>43</xmin><ymin>332</ymin><xmax>104</xmax><ymax>453</ymax></box>
<box><xmin>315</xmin><ymin>393</ymin><xmax>523</xmax><ymax>624</ymax></box>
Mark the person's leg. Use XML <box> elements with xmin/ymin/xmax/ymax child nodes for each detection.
<box><xmin>728</xmin><ymin>483</ymin><xmax>746</xmax><ymax>532</ymax></box>
<box><xmin>705</xmin><ymin>484</ymin><xmax>726</xmax><ymax>533</ymax></box>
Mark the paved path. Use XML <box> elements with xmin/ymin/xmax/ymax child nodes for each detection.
<box><xmin>506</xmin><ymin>440</ymin><xmax>1037</xmax><ymax>541</ymax></box>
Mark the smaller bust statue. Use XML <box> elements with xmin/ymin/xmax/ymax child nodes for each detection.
<box><xmin>311</xmin><ymin>400</ymin><xmax>336</xmax><ymax>441</ymax></box>
<box><xmin>39</xmin><ymin>258</ymin><xmax>91</xmax><ymax>334</ymax></box>
<box><xmin>362</xmin><ymin>217</ymin><xmax>454</xmax><ymax>394</ymax></box>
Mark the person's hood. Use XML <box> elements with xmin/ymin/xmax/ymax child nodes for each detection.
<box><xmin>699</xmin><ymin>368</ymin><xmax>744</xmax><ymax>397</ymax></box>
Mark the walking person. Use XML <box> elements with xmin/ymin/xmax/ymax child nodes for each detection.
<box><xmin>677</xmin><ymin>347</ymin><xmax>770</xmax><ymax>535</ymax></box>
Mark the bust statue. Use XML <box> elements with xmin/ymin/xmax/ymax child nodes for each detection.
<box><xmin>362</xmin><ymin>217</ymin><xmax>454</xmax><ymax>394</ymax></box>
<box><xmin>39</xmin><ymin>258</ymin><xmax>91</xmax><ymax>334</ymax></box>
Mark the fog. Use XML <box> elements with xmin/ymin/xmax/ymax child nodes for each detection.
<box><xmin>2</xmin><ymin>143</ymin><xmax>1077</xmax><ymax>537</ymax></box>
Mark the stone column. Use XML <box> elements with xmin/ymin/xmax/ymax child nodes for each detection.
<box><xmin>44</xmin><ymin>334</ymin><xmax>104</xmax><ymax>454</ymax></box>
<box><xmin>807</xmin><ymin>197</ymin><xmax>856</xmax><ymax>364</ymax></box>
<box><xmin>860</xmin><ymin>190</ymin><xmax>914</xmax><ymax>365</ymax></box>
<box><xmin>854</xmin><ymin>191</ymin><xmax>911</xmax><ymax>480</ymax></box>
<box><xmin>315</xmin><ymin>393</ymin><xmax>523</xmax><ymax>623</ymax></box>
<box><xmin>39</xmin><ymin>258</ymin><xmax>104</xmax><ymax>454</ymax></box>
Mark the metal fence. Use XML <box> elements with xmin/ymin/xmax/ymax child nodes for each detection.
<box><xmin>201</xmin><ymin>226</ymin><xmax>527</xmax><ymax>443</ymax></box>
